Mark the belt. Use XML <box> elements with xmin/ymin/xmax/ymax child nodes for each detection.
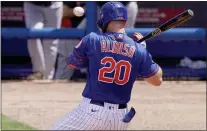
<box><xmin>90</xmin><ymin>100</ymin><xmax>127</xmax><ymax>109</ymax></box>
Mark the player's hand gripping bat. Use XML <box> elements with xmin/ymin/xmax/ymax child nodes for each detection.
<box><xmin>135</xmin><ymin>9</ymin><xmax>194</xmax><ymax>43</ymax></box>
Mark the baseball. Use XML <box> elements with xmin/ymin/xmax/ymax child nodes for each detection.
<box><xmin>73</xmin><ymin>7</ymin><xmax>85</xmax><ymax>17</ymax></box>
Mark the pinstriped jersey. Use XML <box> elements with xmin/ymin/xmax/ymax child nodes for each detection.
<box><xmin>68</xmin><ymin>32</ymin><xmax>159</xmax><ymax>104</ymax></box>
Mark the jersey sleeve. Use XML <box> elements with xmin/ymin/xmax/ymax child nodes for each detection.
<box><xmin>67</xmin><ymin>35</ymin><xmax>89</xmax><ymax>69</ymax></box>
<box><xmin>138</xmin><ymin>48</ymin><xmax>159</xmax><ymax>78</ymax></box>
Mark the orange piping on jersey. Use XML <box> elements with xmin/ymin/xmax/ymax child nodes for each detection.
<box><xmin>101</xmin><ymin>40</ymin><xmax>106</xmax><ymax>52</ymax></box>
<box><xmin>101</xmin><ymin>40</ymin><xmax>136</xmax><ymax>58</ymax></box>
<box><xmin>73</xmin><ymin>49</ymin><xmax>85</xmax><ymax>59</ymax></box>
<box><xmin>142</xmin><ymin>64</ymin><xmax>159</xmax><ymax>78</ymax></box>
<box><xmin>67</xmin><ymin>64</ymin><xmax>80</xmax><ymax>69</ymax></box>
<box><xmin>112</xmin><ymin>41</ymin><xmax>118</xmax><ymax>53</ymax></box>
<box><xmin>118</xmin><ymin>42</ymin><xmax>124</xmax><ymax>54</ymax></box>
<box><xmin>108</xmin><ymin>43</ymin><xmax>114</xmax><ymax>53</ymax></box>
<box><xmin>122</xmin><ymin>44</ymin><xmax>130</xmax><ymax>57</ymax></box>
<box><xmin>106</xmin><ymin>40</ymin><xmax>112</xmax><ymax>52</ymax></box>
<box><xmin>112</xmin><ymin>41</ymin><xmax>120</xmax><ymax>54</ymax></box>
<box><xmin>128</xmin><ymin>46</ymin><xmax>136</xmax><ymax>58</ymax></box>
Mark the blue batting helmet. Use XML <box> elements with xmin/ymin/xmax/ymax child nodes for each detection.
<box><xmin>97</xmin><ymin>2</ymin><xmax>128</xmax><ymax>32</ymax></box>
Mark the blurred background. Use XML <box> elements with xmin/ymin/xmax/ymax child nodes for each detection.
<box><xmin>1</xmin><ymin>1</ymin><xmax>207</xmax><ymax>81</ymax></box>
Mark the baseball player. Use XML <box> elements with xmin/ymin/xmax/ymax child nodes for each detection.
<box><xmin>52</xmin><ymin>2</ymin><xmax>163</xmax><ymax>130</ymax></box>
<box><xmin>24</xmin><ymin>1</ymin><xmax>63</xmax><ymax>80</ymax></box>
<box><xmin>54</xmin><ymin>1</ymin><xmax>138</xmax><ymax>81</ymax></box>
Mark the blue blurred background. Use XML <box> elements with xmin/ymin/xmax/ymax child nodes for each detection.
<box><xmin>1</xmin><ymin>1</ymin><xmax>207</xmax><ymax>80</ymax></box>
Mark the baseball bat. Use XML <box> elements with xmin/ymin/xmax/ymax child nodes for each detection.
<box><xmin>137</xmin><ymin>9</ymin><xmax>194</xmax><ymax>43</ymax></box>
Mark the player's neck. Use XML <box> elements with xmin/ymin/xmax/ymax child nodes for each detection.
<box><xmin>106</xmin><ymin>28</ymin><xmax>125</xmax><ymax>33</ymax></box>
<box><xmin>106</xmin><ymin>21</ymin><xmax>126</xmax><ymax>33</ymax></box>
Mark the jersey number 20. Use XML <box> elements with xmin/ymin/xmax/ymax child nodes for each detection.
<box><xmin>98</xmin><ymin>57</ymin><xmax>131</xmax><ymax>85</ymax></box>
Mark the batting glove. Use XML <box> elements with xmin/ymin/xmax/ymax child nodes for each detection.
<box><xmin>133</xmin><ymin>32</ymin><xmax>147</xmax><ymax>48</ymax></box>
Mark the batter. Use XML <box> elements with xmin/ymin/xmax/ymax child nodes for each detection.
<box><xmin>54</xmin><ymin>1</ymin><xmax>139</xmax><ymax>80</ymax></box>
<box><xmin>52</xmin><ymin>2</ymin><xmax>163</xmax><ymax>130</ymax></box>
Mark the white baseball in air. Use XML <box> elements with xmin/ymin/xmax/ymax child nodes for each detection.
<box><xmin>73</xmin><ymin>7</ymin><xmax>85</xmax><ymax>17</ymax></box>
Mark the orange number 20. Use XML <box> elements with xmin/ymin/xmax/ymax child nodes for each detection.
<box><xmin>98</xmin><ymin>57</ymin><xmax>131</xmax><ymax>85</ymax></box>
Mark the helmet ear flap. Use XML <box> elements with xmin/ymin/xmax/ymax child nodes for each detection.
<box><xmin>97</xmin><ymin>19</ymin><xmax>103</xmax><ymax>29</ymax></box>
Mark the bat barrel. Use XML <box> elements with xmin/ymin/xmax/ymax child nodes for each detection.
<box><xmin>136</xmin><ymin>9</ymin><xmax>194</xmax><ymax>43</ymax></box>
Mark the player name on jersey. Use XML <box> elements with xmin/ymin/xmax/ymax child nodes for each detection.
<box><xmin>101</xmin><ymin>40</ymin><xmax>136</xmax><ymax>58</ymax></box>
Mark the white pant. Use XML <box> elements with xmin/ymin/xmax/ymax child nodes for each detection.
<box><xmin>24</xmin><ymin>2</ymin><xmax>63</xmax><ymax>79</ymax></box>
<box><xmin>52</xmin><ymin>97</ymin><xmax>129</xmax><ymax>130</ymax></box>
